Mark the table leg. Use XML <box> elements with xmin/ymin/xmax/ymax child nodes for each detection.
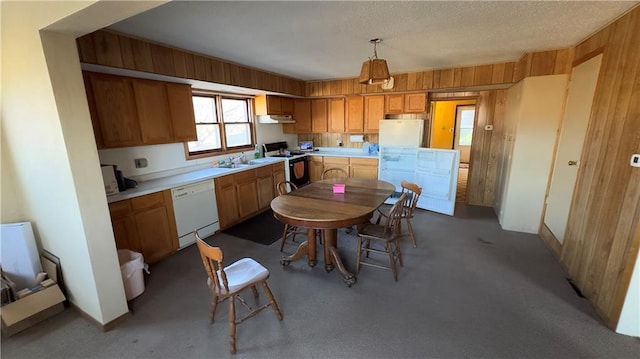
<box><xmin>280</xmin><ymin>228</ymin><xmax>317</xmax><ymax>267</ymax></box>
<box><xmin>323</xmin><ymin>229</ymin><xmax>357</xmax><ymax>287</ymax></box>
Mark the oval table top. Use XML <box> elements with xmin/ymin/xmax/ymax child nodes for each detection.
<box><xmin>270</xmin><ymin>178</ymin><xmax>395</xmax><ymax>229</ymax></box>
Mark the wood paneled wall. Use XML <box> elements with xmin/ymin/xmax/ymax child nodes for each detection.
<box><xmin>559</xmin><ymin>6</ymin><xmax>640</xmax><ymax>329</ymax></box>
<box><xmin>305</xmin><ymin>48</ymin><xmax>573</xmax><ymax>97</ymax></box>
<box><xmin>76</xmin><ymin>30</ymin><xmax>306</xmax><ymax>96</ymax></box>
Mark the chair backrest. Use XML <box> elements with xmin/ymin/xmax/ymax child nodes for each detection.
<box><xmin>400</xmin><ymin>180</ymin><xmax>422</xmax><ymax>217</ymax></box>
<box><xmin>194</xmin><ymin>230</ymin><xmax>229</xmax><ymax>293</ymax></box>
<box><xmin>382</xmin><ymin>192</ymin><xmax>408</xmax><ymax>237</ymax></box>
<box><xmin>321</xmin><ymin>167</ymin><xmax>349</xmax><ymax>180</ymax></box>
<box><xmin>276</xmin><ymin>180</ymin><xmax>298</xmax><ymax>196</ymax></box>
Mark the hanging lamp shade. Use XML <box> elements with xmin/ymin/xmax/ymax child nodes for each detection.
<box><xmin>358</xmin><ymin>38</ymin><xmax>391</xmax><ymax>85</ymax></box>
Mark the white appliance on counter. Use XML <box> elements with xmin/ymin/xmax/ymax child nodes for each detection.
<box><xmin>171</xmin><ymin>180</ymin><xmax>219</xmax><ymax>249</ymax></box>
<box><xmin>378</xmin><ymin>146</ymin><xmax>459</xmax><ymax>216</ymax></box>
<box><xmin>378</xmin><ymin>119</ymin><xmax>425</xmax><ymax>147</ymax></box>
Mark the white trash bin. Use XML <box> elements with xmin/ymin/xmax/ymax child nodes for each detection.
<box><xmin>117</xmin><ymin>250</ymin><xmax>147</xmax><ymax>301</ymax></box>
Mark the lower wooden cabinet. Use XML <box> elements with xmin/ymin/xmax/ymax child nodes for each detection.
<box><xmin>215</xmin><ymin>163</ymin><xmax>284</xmax><ymax>230</ymax></box>
<box><xmin>309</xmin><ymin>156</ymin><xmax>379</xmax><ymax>182</ymax></box>
<box><xmin>108</xmin><ymin>190</ymin><xmax>179</xmax><ymax>264</ymax></box>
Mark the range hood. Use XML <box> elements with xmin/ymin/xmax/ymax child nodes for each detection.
<box><xmin>257</xmin><ymin>114</ymin><xmax>295</xmax><ymax>124</ymax></box>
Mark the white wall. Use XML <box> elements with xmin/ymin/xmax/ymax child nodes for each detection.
<box><xmin>496</xmin><ymin>75</ymin><xmax>568</xmax><ymax>233</ymax></box>
<box><xmin>1</xmin><ymin>0</ymin><xmax>164</xmax><ymax>325</ymax></box>
<box><xmin>617</xmin><ymin>249</ymin><xmax>640</xmax><ymax>337</ymax></box>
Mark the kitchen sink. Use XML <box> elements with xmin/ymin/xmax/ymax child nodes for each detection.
<box><xmin>219</xmin><ymin>163</ymin><xmax>252</xmax><ymax>169</ymax></box>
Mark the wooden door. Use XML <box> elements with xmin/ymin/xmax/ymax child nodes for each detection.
<box><xmin>280</xmin><ymin>97</ymin><xmax>294</xmax><ymax>115</ymax></box>
<box><xmin>109</xmin><ymin>201</ymin><xmax>141</xmax><ymax>253</ymax></box>
<box><xmin>266</xmin><ymin>96</ymin><xmax>282</xmax><ymax>114</ymax></box>
<box><xmin>349</xmin><ymin>158</ymin><xmax>378</xmax><ymax>179</ymax></box>
<box><xmin>88</xmin><ymin>73</ymin><xmax>142</xmax><ymax>147</ymax></box>
<box><xmin>294</xmin><ymin>99</ymin><xmax>312</xmax><ymax>133</ymax></box>
<box><xmin>405</xmin><ymin>93</ymin><xmax>426</xmax><ymax>112</ymax></box>
<box><xmin>215</xmin><ymin>176</ymin><xmax>240</xmax><ymax>229</ymax></box>
<box><xmin>346</xmin><ymin>96</ymin><xmax>364</xmax><ymax>132</ymax></box>
<box><xmin>309</xmin><ymin>156</ymin><xmax>324</xmax><ymax>182</ymax></box>
<box><xmin>237</xmin><ymin>180</ymin><xmax>259</xmax><ymax>218</ymax></box>
<box><xmin>544</xmin><ymin>55</ymin><xmax>602</xmax><ymax>244</ymax></box>
<box><xmin>257</xmin><ymin>166</ymin><xmax>274</xmax><ymax>210</ymax></box>
<box><xmin>385</xmin><ymin>94</ymin><xmax>405</xmax><ymax>114</ymax></box>
<box><xmin>166</xmin><ymin>82</ymin><xmax>197</xmax><ymax>142</ymax></box>
<box><xmin>133</xmin><ymin>79</ymin><xmax>174</xmax><ymax>144</ymax></box>
<box><xmin>134</xmin><ymin>206</ymin><xmax>176</xmax><ymax>264</ymax></box>
<box><xmin>311</xmin><ymin>99</ymin><xmax>328</xmax><ymax>133</ymax></box>
<box><xmin>328</xmin><ymin>98</ymin><xmax>345</xmax><ymax>132</ymax></box>
<box><xmin>323</xmin><ymin>157</ymin><xmax>350</xmax><ymax>179</ymax></box>
<box><xmin>364</xmin><ymin>95</ymin><xmax>384</xmax><ymax>133</ymax></box>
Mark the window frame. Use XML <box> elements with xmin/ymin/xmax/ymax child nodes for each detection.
<box><xmin>185</xmin><ymin>91</ymin><xmax>256</xmax><ymax>160</ymax></box>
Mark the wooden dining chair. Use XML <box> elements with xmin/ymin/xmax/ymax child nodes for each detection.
<box><xmin>321</xmin><ymin>167</ymin><xmax>349</xmax><ymax>179</ymax></box>
<box><xmin>376</xmin><ymin>180</ymin><xmax>422</xmax><ymax>247</ymax></box>
<box><xmin>194</xmin><ymin>230</ymin><xmax>283</xmax><ymax>354</ymax></box>
<box><xmin>276</xmin><ymin>181</ymin><xmax>308</xmax><ymax>251</ymax></box>
<box><xmin>356</xmin><ymin>192</ymin><xmax>407</xmax><ymax>281</ymax></box>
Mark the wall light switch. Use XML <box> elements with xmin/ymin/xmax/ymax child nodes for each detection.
<box><xmin>134</xmin><ymin>158</ymin><xmax>148</xmax><ymax>168</ymax></box>
<box><xmin>631</xmin><ymin>154</ymin><xmax>640</xmax><ymax>168</ymax></box>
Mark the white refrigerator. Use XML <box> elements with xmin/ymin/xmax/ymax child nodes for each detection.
<box><xmin>377</xmin><ymin>120</ymin><xmax>460</xmax><ymax>216</ymax></box>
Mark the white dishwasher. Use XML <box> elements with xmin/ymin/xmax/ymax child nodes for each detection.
<box><xmin>171</xmin><ymin>180</ymin><xmax>219</xmax><ymax>250</ymax></box>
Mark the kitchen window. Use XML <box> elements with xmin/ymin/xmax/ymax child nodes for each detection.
<box><xmin>187</xmin><ymin>93</ymin><xmax>255</xmax><ymax>159</ymax></box>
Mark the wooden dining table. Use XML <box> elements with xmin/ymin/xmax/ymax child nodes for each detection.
<box><xmin>270</xmin><ymin>177</ymin><xmax>395</xmax><ymax>286</ymax></box>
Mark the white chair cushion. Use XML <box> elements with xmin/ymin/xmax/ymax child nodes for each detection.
<box><xmin>208</xmin><ymin>258</ymin><xmax>269</xmax><ymax>294</ymax></box>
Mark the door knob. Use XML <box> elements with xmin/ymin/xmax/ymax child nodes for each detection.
<box><xmin>568</xmin><ymin>160</ymin><xmax>579</xmax><ymax>166</ymax></box>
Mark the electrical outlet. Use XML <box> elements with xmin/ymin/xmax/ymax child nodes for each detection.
<box><xmin>134</xmin><ymin>158</ymin><xmax>148</xmax><ymax>168</ymax></box>
<box><xmin>337</xmin><ymin>140</ymin><xmax>343</xmax><ymax>147</ymax></box>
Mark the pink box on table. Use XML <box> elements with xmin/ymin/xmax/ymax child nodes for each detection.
<box><xmin>332</xmin><ymin>183</ymin><xmax>345</xmax><ymax>193</ymax></box>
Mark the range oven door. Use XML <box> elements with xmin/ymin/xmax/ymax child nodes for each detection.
<box><xmin>288</xmin><ymin>157</ymin><xmax>310</xmax><ymax>187</ymax></box>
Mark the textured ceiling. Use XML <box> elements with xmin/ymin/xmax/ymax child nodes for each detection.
<box><xmin>108</xmin><ymin>1</ymin><xmax>637</xmax><ymax>81</ymax></box>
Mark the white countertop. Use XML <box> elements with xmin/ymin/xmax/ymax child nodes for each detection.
<box><xmin>106</xmin><ymin>150</ymin><xmax>379</xmax><ymax>203</ymax></box>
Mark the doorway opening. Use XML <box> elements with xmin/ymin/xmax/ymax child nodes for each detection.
<box><xmin>429</xmin><ymin>99</ymin><xmax>477</xmax><ymax>203</ymax></box>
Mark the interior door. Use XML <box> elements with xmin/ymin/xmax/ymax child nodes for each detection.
<box><xmin>543</xmin><ymin>54</ymin><xmax>602</xmax><ymax>244</ymax></box>
<box><xmin>453</xmin><ymin>105</ymin><xmax>476</xmax><ymax>163</ymax></box>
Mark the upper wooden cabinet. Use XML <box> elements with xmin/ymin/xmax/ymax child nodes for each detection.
<box><xmin>86</xmin><ymin>72</ymin><xmax>141</xmax><ymax>148</ymax></box>
<box><xmin>84</xmin><ymin>71</ymin><xmax>197</xmax><ymax>148</ymax></box>
<box><xmin>346</xmin><ymin>96</ymin><xmax>364</xmax><ymax>133</ymax></box>
<box><xmin>328</xmin><ymin>98</ymin><xmax>345</xmax><ymax>133</ymax></box>
<box><xmin>255</xmin><ymin>95</ymin><xmax>293</xmax><ymax>115</ymax></box>
<box><xmin>364</xmin><ymin>95</ymin><xmax>384</xmax><ymax>133</ymax></box>
<box><xmin>385</xmin><ymin>93</ymin><xmax>426</xmax><ymax>114</ymax></box>
<box><xmin>293</xmin><ymin>99</ymin><xmax>312</xmax><ymax>133</ymax></box>
<box><xmin>311</xmin><ymin>99</ymin><xmax>328</xmax><ymax>133</ymax></box>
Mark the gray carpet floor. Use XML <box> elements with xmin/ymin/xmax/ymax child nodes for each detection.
<box><xmin>2</xmin><ymin>205</ymin><xmax>639</xmax><ymax>358</ymax></box>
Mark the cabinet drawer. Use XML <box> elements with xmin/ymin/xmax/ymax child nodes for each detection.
<box><xmin>215</xmin><ymin>174</ymin><xmax>235</xmax><ymax>188</ymax></box>
<box><xmin>257</xmin><ymin>165</ymin><xmax>272</xmax><ymax>177</ymax></box>
<box><xmin>131</xmin><ymin>191</ymin><xmax>165</xmax><ymax>212</ymax></box>
<box><xmin>323</xmin><ymin>156</ymin><xmax>349</xmax><ymax>165</ymax></box>
<box><xmin>234</xmin><ymin>169</ymin><xmax>256</xmax><ymax>183</ymax></box>
<box><xmin>350</xmin><ymin>158</ymin><xmax>378</xmax><ymax>166</ymax></box>
<box><xmin>272</xmin><ymin>162</ymin><xmax>285</xmax><ymax>172</ymax></box>
<box><xmin>109</xmin><ymin>200</ymin><xmax>131</xmax><ymax>219</ymax></box>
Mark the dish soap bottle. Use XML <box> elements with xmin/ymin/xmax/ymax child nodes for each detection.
<box><xmin>254</xmin><ymin>144</ymin><xmax>261</xmax><ymax>159</ymax></box>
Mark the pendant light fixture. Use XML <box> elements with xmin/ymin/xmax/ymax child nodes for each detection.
<box><xmin>358</xmin><ymin>38</ymin><xmax>391</xmax><ymax>85</ymax></box>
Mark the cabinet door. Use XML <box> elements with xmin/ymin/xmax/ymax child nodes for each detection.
<box><xmin>84</xmin><ymin>73</ymin><xmax>104</xmax><ymax>148</ymax></box>
<box><xmin>346</xmin><ymin>96</ymin><xmax>364</xmax><ymax>133</ymax></box>
<box><xmin>89</xmin><ymin>73</ymin><xmax>142</xmax><ymax>147</ymax></box>
<box><xmin>364</xmin><ymin>95</ymin><xmax>384</xmax><ymax>133</ymax></box>
<box><xmin>272</xmin><ymin>169</ymin><xmax>286</xmax><ymax>193</ymax></box>
<box><xmin>385</xmin><ymin>94</ymin><xmax>405</xmax><ymax>114</ymax></box>
<box><xmin>134</xmin><ymin>206</ymin><xmax>177</xmax><ymax>264</ymax></box>
<box><xmin>266</xmin><ymin>96</ymin><xmax>282</xmax><ymax>114</ymax></box>
<box><xmin>109</xmin><ymin>201</ymin><xmax>141</xmax><ymax>253</ymax></box>
<box><xmin>294</xmin><ymin>99</ymin><xmax>312</xmax><ymax>133</ymax></box>
<box><xmin>309</xmin><ymin>156</ymin><xmax>324</xmax><ymax>182</ymax></box>
<box><xmin>216</xmin><ymin>185</ymin><xmax>240</xmax><ymax>229</ymax></box>
<box><xmin>323</xmin><ymin>156</ymin><xmax>350</xmax><ymax>179</ymax></box>
<box><xmin>311</xmin><ymin>99</ymin><xmax>328</xmax><ymax>133</ymax></box>
<box><xmin>328</xmin><ymin>98</ymin><xmax>345</xmax><ymax>132</ymax></box>
<box><xmin>257</xmin><ymin>175</ymin><xmax>274</xmax><ymax>210</ymax></box>
<box><xmin>166</xmin><ymin>82</ymin><xmax>197</xmax><ymax>142</ymax></box>
<box><xmin>133</xmin><ymin>79</ymin><xmax>174</xmax><ymax>144</ymax></box>
<box><xmin>237</xmin><ymin>180</ymin><xmax>259</xmax><ymax>219</ymax></box>
<box><xmin>350</xmin><ymin>158</ymin><xmax>379</xmax><ymax>180</ymax></box>
<box><xmin>281</xmin><ymin>97</ymin><xmax>294</xmax><ymax>115</ymax></box>
<box><xmin>405</xmin><ymin>93</ymin><xmax>426</xmax><ymax>113</ymax></box>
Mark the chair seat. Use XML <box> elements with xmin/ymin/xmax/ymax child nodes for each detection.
<box><xmin>208</xmin><ymin>258</ymin><xmax>269</xmax><ymax>294</ymax></box>
<box><xmin>357</xmin><ymin>223</ymin><xmax>395</xmax><ymax>241</ymax></box>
